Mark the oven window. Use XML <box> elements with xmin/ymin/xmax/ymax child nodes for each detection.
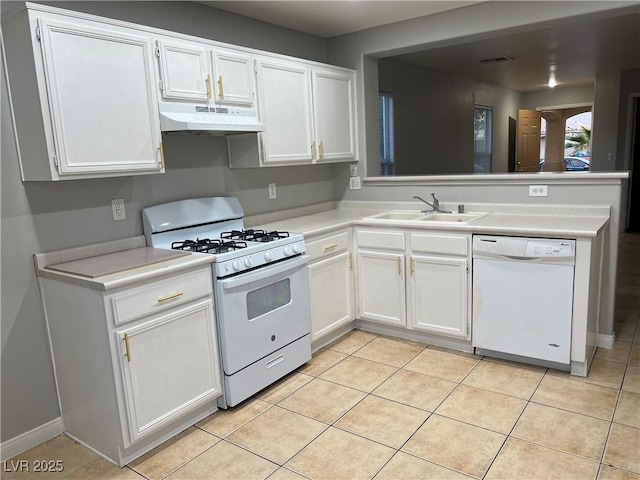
<box><xmin>246</xmin><ymin>279</ymin><xmax>291</xmax><ymax>320</ymax></box>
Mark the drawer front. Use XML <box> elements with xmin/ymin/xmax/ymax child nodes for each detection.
<box><xmin>411</xmin><ymin>233</ymin><xmax>469</xmax><ymax>256</ymax></box>
<box><xmin>306</xmin><ymin>230</ymin><xmax>350</xmax><ymax>262</ymax></box>
<box><xmin>357</xmin><ymin>229</ymin><xmax>405</xmax><ymax>250</ymax></box>
<box><xmin>109</xmin><ymin>267</ymin><xmax>213</xmax><ymax>325</ymax></box>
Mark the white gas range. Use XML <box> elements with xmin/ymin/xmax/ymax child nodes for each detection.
<box><xmin>142</xmin><ymin>197</ymin><xmax>311</xmax><ymax>408</ymax></box>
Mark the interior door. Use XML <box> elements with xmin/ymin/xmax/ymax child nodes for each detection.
<box><xmin>516</xmin><ymin>110</ymin><xmax>542</xmax><ymax>172</ymax></box>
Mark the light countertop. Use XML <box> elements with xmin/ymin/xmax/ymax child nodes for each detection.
<box><xmin>35</xmin><ymin>236</ymin><xmax>215</xmax><ymax>291</ymax></box>
<box><xmin>251</xmin><ymin>203</ymin><xmax>610</xmax><ymax>239</ymax></box>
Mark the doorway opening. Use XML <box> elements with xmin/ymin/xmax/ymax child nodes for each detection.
<box><xmin>540</xmin><ymin>111</ymin><xmax>592</xmax><ymax>171</ymax></box>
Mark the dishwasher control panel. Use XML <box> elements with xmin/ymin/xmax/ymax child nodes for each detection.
<box><xmin>525</xmin><ymin>240</ymin><xmax>573</xmax><ymax>257</ymax></box>
<box><xmin>473</xmin><ymin>235</ymin><xmax>575</xmax><ymax>264</ymax></box>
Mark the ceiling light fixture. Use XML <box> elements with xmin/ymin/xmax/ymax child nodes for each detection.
<box><xmin>548</xmin><ymin>64</ymin><xmax>557</xmax><ymax>88</ymax></box>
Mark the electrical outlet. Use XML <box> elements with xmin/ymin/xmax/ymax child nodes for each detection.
<box><xmin>111</xmin><ymin>199</ymin><xmax>126</xmax><ymax>221</ymax></box>
<box><xmin>349</xmin><ymin>164</ymin><xmax>358</xmax><ymax>177</ymax></box>
<box><xmin>528</xmin><ymin>185</ymin><xmax>548</xmax><ymax>197</ymax></box>
<box><xmin>268</xmin><ymin>183</ymin><xmax>277</xmax><ymax>199</ymax></box>
<box><xmin>349</xmin><ymin>176</ymin><xmax>361</xmax><ymax>190</ymax></box>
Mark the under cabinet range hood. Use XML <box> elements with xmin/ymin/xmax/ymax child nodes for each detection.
<box><xmin>159</xmin><ymin>102</ymin><xmax>265</xmax><ymax>134</ymax></box>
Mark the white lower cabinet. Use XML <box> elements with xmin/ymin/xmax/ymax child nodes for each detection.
<box><xmin>115</xmin><ymin>298</ymin><xmax>221</xmax><ymax>445</ymax></box>
<box><xmin>306</xmin><ymin>230</ymin><xmax>355</xmax><ymax>343</ymax></box>
<box><xmin>409</xmin><ymin>254</ymin><xmax>470</xmax><ymax>339</ymax></box>
<box><xmin>408</xmin><ymin>232</ymin><xmax>471</xmax><ymax>339</ymax></box>
<box><xmin>38</xmin><ymin>265</ymin><xmax>222</xmax><ymax>466</ymax></box>
<box><xmin>354</xmin><ymin>228</ymin><xmax>471</xmax><ymax>340</ymax></box>
<box><xmin>357</xmin><ymin>250</ymin><xmax>406</xmax><ymax>326</ymax></box>
<box><xmin>355</xmin><ymin>229</ymin><xmax>406</xmax><ymax>327</ymax></box>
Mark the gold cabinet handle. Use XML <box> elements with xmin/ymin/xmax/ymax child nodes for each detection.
<box><xmin>323</xmin><ymin>244</ymin><xmax>338</xmax><ymax>252</ymax></box>
<box><xmin>410</xmin><ymin>258</ymin><xmax>415</xmax><ymax>276</ymax></box>
<box><xmin>319</xmin><ymin>141</ymin><xmax>324</xmax><ymax>159</ymax></box>
<box><xmin>311</xmin><ymin>141</ymin><xmax>316</xmax><ymax>161</ymax></box>
<box><xmin>397</xmin><ymin>257</ymin><xmax>402</xmax><ymax>275</ymax></box>
<box><xmin>158</xmin><ymin>143</ymin><xmax>165</xmax><ymax>168</ymax></box>
<box><xmin>348</xmin><ymin>253</ymin><xmax>353</xmax><ymax>271</ymax></box>
<box><xmin>206</xmin><ymin>74</ymin><xmax>212</xmax><ymax>99</ymax></box>
<box><xmin>123</xmin><ymin>333</ymin><xmax>131</xmax><ymax>362</ymax></box>
<box><xmin>217</xmin><ymin>75</ymin><xmax>224</xmax><ymax>99</ymax></box>
<box><xmin>157</xmin><ymin>292</ymin><xmax>183</xmax><ymax>303</ymax></box>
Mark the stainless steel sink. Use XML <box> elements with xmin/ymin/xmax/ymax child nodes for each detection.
<box><xmin>365</xmin><ymin>210</ymin><xmax>488</xmax><ymax>223</ymax></box>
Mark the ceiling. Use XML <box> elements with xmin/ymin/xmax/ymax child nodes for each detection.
<box><xmin>200</xmin><ymin>1</ymin><xmax>640</xmax><ymax>93</ymax></box>
<box><xmin>199</xmin><ymin>1</ymin><xmax>479</xmax><ymax>38</ymax></box>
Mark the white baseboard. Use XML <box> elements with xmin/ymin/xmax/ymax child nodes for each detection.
<box><xmin>1</xmin><ymin>418</ymin><xmax>64</xmax><ymax>461</ymax></box>
<box><xmin>597</xmin><ymin>333</ymin><xmax>616</xmax><ymax>349</ymax></box>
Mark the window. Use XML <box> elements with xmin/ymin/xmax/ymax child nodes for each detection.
<box><xmin>474</xmin><ymin>106</ymin><xmax>492</xmax><ymax>173</ymax></box>
<box><xmin>379</xmin><ymin>92</ymin><xmax>395</xmax><ymax>175</ymax></box>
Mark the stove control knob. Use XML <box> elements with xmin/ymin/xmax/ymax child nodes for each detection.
<box><xmin>244</xmin><ymin>257</ymin><xmax>253</xmax><ymax>268</ymax></box>
<box><xmin>293</xmin><ymin>243</ymin><xmax>302</xmax><ymax>253</ymax></box>
<box><xmin>232</xmin><ymin>260</ymin><xmax>241</xmax><ymax>271</ymax></box>
<box><xmin>283</xmin><ymin>245</ymin><xmax>293</xmax><ymax>256</ymax></box>
<box><xmin>264</xmin><ymin>251</ymin><xmax>273</xmax><ymax>262</ymax></box>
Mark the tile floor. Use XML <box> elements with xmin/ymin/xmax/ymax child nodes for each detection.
<box><xmin>4</xmin><ymin>234</ymin><xmax>640</xmax><ymax>480</ymax></box>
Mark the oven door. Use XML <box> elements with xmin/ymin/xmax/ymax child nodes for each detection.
<box><xmin>215</xmin><ymin>254</ymin><xmax>310</xmax><ymax>375</ymax></box>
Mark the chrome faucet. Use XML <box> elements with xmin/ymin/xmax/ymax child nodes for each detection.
<box><xmin>413</xmin><ymin>193</ymin><xmax>452</xmax><ymax>214</ymax></box>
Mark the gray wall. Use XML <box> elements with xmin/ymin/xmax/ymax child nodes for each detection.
<box><xmin>520</xmin><ymin>85</ymin><xmax>595</xmax><ymax>110</ymax></box>
<box><xmin>378</xmin><ymin>58</ymin><xmax>521</xmax><ymax>175</ymax></box>
<box><xmin>1</xmin><ymin>1</ymin><xmax>331</xmax><ymax>442</ymax></box>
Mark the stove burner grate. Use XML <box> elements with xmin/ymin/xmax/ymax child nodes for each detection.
<box><xmin>221</xmin><ymin>229</ymin><xmax>290</xmax><ymax>243</ymax></box>
<box><xmin>172</xmin><ymin>238</ymin><xmax>248</xmax><ymax>254</ymax></box>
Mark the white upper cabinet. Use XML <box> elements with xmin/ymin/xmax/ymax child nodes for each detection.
<box><xmin>4</xmin><ymin>3</ymin><xmax>357</xmax><ymax>180</ymax></box>
<box><xmin>34</xmin><ymin>16</ymin><xmax>163</xmax><ymax>179</ymax></box>
<box><xmin>255</xmin><ymin>58</ymin><xmax>315</xmax><ymax>165</ymax></box>
<box><xmin>156</xmin><ymin>40</ymin><xmax>255</xmax><ymax>107</ymax></box>
<box><xmin>157</xmin><ymin>40</ymin><xmax>210</xmax><ymax>101</ymax></box>
<box><xmin>229</xmin><ymin>59</ymin><xmax>357</xmax><ymax>168</ymax></box>
<box><xmin>212</xmin><ymin>49</ymin><xmax>255</xmax><ymax>106</ymax></box>
<box><xmin>312</xmin><ymin>68</ymin><xmax>356</xmax><ymax>162</ymax></box>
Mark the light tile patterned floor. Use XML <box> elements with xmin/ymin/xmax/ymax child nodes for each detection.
<box><xmin>5</xmin><ymin>234</ymin><xmax>640</xmax><ymax>480</ymax></box>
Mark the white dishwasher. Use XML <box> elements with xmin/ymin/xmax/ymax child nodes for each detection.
<box><xmin>472</xmin><ymin>235</ymin><xmax>575</xmax><ymax>366</ymax></box>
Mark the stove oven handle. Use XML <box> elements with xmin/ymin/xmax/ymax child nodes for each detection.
<box><xmin>221</xmin><ymin>254</ymin><xmax>309</xmax><ymax>290</ymax></box>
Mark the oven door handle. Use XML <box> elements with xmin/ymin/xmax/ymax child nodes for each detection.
<box><xmin>220</xmin><ymin>254</ymin><xmax>309</xmax><ymax>290</ymax></box>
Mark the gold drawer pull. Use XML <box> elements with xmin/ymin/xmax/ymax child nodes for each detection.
<box><xmin>157</xmin><ymin>292</ymin><xmax>183</xmax><ymax>303</ymax></box>
<box><xmin>323</xmin><ymin>244</ymin><xmax>338</xmax><ymax>252</ymax></box>
<box><xmin>410</xmin><ymin>258</ymin><xmax>416</xmax><ymax>276</ymax></box>
<box><xmin>348</xmin><ymin>253</ymin><xmax>353</xmax><ymax>271</ymax></box>
<box><xmin>123</xmin><ymin>333</ymin><xmax>131</xmax><ymax>362</ymax></box>
<box><xmin>319</xmin><ymin>141</ymin><xmax>324</xmax><ymax>159</ymax></box>
<box><xmin>397</xmin><ymin>257</ymin><xmax>402</xmax><ymax>275</ymax></box>
<box><xmin>311</xmin><ymin>141</ymin><xmax>316</xmax><ymax>161</ymax></box>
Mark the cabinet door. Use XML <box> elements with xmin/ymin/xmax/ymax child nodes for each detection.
<box><xmin>212</xmin><ymin>49</ymin><xmax>254</xmax><ymax>106</ymax></box>
<box><xmin>312</xmin><ymin>68</ymin><xmax>356</xmax><ymax>162</ymax></box>
<box><xmin>157</xmin><ymin>40</ymin><xmax>209</xmax><ymax>101</ymax></box>
<box><xmin>409</xmin><ymin>255</ymin><xmax>470</xmax><ymax>339</ymax></box>
<box><xmin>116</xmin><ymin>298</ymin><xmax>221</xmax><ymax>445</ymax></box>
<box><xmin>256</xmin><ymin>58</ymin><xmax>314</xmax><ymax>165</ymax></box>
<box><xmin>37</xmin><ymin>17</ymin><xmax>162</xmax><ymax>177</ymax></box>
<box><xmin>309</xmin><ymin>251</ymin><xmax>354</xmax><ymax>341</ymax></box>
<box><xmin>357</xmin><ymin>250</ymin><xmax>406</xmax><ymax>326</ymax></box>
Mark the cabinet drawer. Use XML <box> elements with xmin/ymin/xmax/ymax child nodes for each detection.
<box><xmin>306</xmin><ymin>231</ymin><xmax>350</xmax><ymax>262</ymax></box>
<box><xmin>109</xmin><ymin>267</ymin><xmax>213</xmax><ymax>325</ymax></box>
<box><xmin>411</xmin><ymin>233</ymin><xmax>469</xmax><ymax>256</ymax></box>
<box><xmin>357</xmin><ymin>229</ymin><xmax>405</xmax><ymax>250</ymax></box>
